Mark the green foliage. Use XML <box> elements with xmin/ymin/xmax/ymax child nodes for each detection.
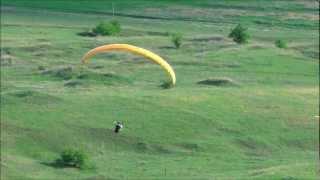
<box><xmin>92</xmin><ymin>20</ymin><xmax>121</xmax><ymax>36</ymax></box>
<box><xmin>37</xmin><ymin>65</ymin><xmax>46</xmax><ymax>71</ymax></box>
<box><xmin>1</xmin><ymin>0</ymin><xmax>319</xmax><ymax>179</ymax></box>
<box><xmin>275</xmin><ymin>39</ymin><xmax>287</xmax><ymax>48</ymax></box>
<box><xmin>56</xmin><ymin>149</ymin><xmax>88</xmax><ymax>169</ymax></box>
<box><xmin>160</xmin><ymin>81</ymin><xmax>174</xmax><ymax>89</ymax></box>
<box><xmin>171</xmin><ymin>33</ymin><xmax>183</xmax><ymax>48</ymax></box>
<box><xmin>228</xmin><ymin>24</ymin><xmax>250</xmax><ymax>44</ymax></box>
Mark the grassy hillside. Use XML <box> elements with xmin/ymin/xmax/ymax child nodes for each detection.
<box><xmin>1</xmin><ymin>0</ymin><xmax>319</xmax><ymax>179</ymax></box>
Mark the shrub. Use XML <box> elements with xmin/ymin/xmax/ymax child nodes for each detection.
<box><xmin>38</xmin><ymin>65</ymin><xmax>46</xmax><ymax>71</ymax></box>
<box><xmin>275</xmin><ymin>40</ymin><xmax>287</xmax><ymax>48</ymax></box>
<box><xmin>92</xmin><ymin>20</ymin><xmax>121</xmax><ymax>36</ymax></box>
<box><xmin>160</xmin><ymin>81</ymin><xmax>174</xmax><ymax>89</ymax></box>
<box><xmin>110</xmin><ymin>20</ymin><xmax>121</xmax><ymax>33</ymax></box>
<box><xmin>171</xmin><ymin>33</ymin><xmax>183</xmax><ymax>49</ymax></box>
<box><xmin>56</xmin><ymin>149</ymin><xmax>87</xmax><ymax>169</ymax></box>
<box><xmin>228</xmin><ymin>24</ymin><xmax>250</xmax><ymax>44</ymax></box>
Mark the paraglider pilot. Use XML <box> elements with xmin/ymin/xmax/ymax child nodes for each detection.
<box><xmin>114</xmin><ymin>121</ymin><xmax>123</xmax><ymax>133</ymax></box>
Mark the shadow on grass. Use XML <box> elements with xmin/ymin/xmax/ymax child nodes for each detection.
<box><xmin>158</xmin><ymin>46</ymin><xmax>176</xmax><ymax>50</ymax></box>
<box><xmin>160</xmin><ymin>81</ymin><xmax>174</xmax><ymax>89</ymax></box>
<box><xmin>77</xmin><ymin>31</ymin><xmax>97</xmax><ymax>37</ymax></box>
<box><xmin>40</xmin><ymin>161</ymin><xmax>65</xmax><ymax>169</ymax></box>
<box><xmin>188</xmin><ymin>36</ymin><xmax>224</xmax><ymax>42</ymax></box>
<box><xmin>41</xmin><ymin>66</ymin><xmax>73</xmax><ymax>80</ymax></box>
<box><xmin>85</xmin><ymin>175</ymin><xmax>118</xmax><ymax>180</ymax></box>
<box><xmin>64</xmin><ymin>80</ymin><xmax>84</xmax><ymax>87</ymax></box>
<box><xmin>197</xmin><ymin>77</ymin><xmax>239</xmax><ymax>87</ymax></box>
<box><xmin>41</xmin><ymin>159</ymin><xmax>96</xmax><ymax>170</ymax></box>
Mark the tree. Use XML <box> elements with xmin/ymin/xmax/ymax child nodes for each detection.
<box><xmin>228</xmin><ymin>24</ymin><xmax>250</xmax><ymax>44</ymax></box>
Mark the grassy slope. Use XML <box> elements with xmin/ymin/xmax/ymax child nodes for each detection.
<box><xmin>1</xmin><ymin>0</ymin><xmax>319</xmax><ymax>179</ymax></box>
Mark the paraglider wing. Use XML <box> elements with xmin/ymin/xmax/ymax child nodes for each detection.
<box><xmin>81</xmin><ymin>44</ymin><xmax>176</xmax><ymax>86</ymax></box>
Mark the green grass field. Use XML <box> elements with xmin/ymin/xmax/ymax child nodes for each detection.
<box><xmin>1</xmin><ymin>0</ymin><xmax>319</xmax><ymax>179</ymax></box>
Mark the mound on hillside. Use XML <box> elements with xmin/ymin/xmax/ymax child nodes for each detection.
<box><xmin>41</xmin><ymin>66</ymin><xmax>73</xmax><ymax>80</ymax></box>
<box><xmin>197</xmin><ymin>77</ymin><xmax>238</xmax><ymax>86</ymax></box>
<box><xmin>77</xmin><ymin>28</ymin><xmax>169</xmax><ymax>38</ymax></box>
<box><xmin>88</xmin><ymin>65</ymin><xmax>104</xmax><ymax>69</ymax></box>
<box><xmin>77</xmin><ymin>30</ymin><xmax>97</xmax><ymax>37</ymax></box>
<box><xmin>40</xmin><ymin>66</ymin><xmax>132</xmax><ymax>86</ymax></box>
<box><xmin>64</xmin><ymin>80</ymin><xmax>84</xmax><ymax>87</ymax></box>
<box><xmin>160</xmin><ymin>81</ymin><xmax>174</xmax><ymax>89</ymax></box>
<box><xmin>76</xmin><ymin>71</ymin><xmax>132</xmax><ymax>85</ymax></box>
<box><xmin>5</xmin><ymin>90</ymin><xmax>61</xmax><ymax>105</ymax></box>
<box><xmin>189</xmin><ymin>36</ymin><xmax>225</xmax><ymax>43</ymax></box>
<box><xmin>18</xmin><ymin>42</ymin><xmax>52</xmax><ymax>57</ymax></box>
<box><xmin>21</xmin><ymin>43</ymin><xmax>52</xmax><ymax>52</ymax></box>
<box><xmin>1</xmin><ymin>49</ymin><xmax>14</xmax><ymax>66</ymax></box>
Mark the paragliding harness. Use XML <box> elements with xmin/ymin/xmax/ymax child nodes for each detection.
<box><xmin>114</xmin><ymin>121</ymin><xmax>123</xmax><ymax>133</ymax></box>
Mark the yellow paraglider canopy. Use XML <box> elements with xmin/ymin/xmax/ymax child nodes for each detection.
<box><xmin>81</xmin><ymin>44</ymin><xmax>176</xmax><ymax>86</ymax></box>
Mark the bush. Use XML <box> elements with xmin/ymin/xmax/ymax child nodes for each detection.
<box><xmin>38</xmin><ymin>65</ymin><xmax>46</xmax><ymax>71</ymax></box>
<box><xmin>56</xmin><ymin>149</ymin><xmax>87</xmax><ymax>169</ymax></box>
<box><xmin>92</xmin><ymin>20</ymin><xmax>121</xmax><ymax>36</ymax></box>
<box><xmin>275</xmin><ymin>40</ymin><xmax>287</xmax><ymax>48</ymax></box>
<box><xmin>171</xmin><ymin>33</ymin><xmax>183</xmax><ymax>48</ymax></box>
<box><xmin>160</xmin><ymin>81</ymin><xmax>174</xmax><ymax>89</ymax></box>
<box><xmin>228</xmin><ymin>24</ymin><xmax>250</xmax><ymax>44</ymax></box>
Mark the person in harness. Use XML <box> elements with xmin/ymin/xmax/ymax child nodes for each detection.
<box><xmin>114</xmin><ymin>121</ymin><xmax>123</xmax><ymax>133</ymax></box>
